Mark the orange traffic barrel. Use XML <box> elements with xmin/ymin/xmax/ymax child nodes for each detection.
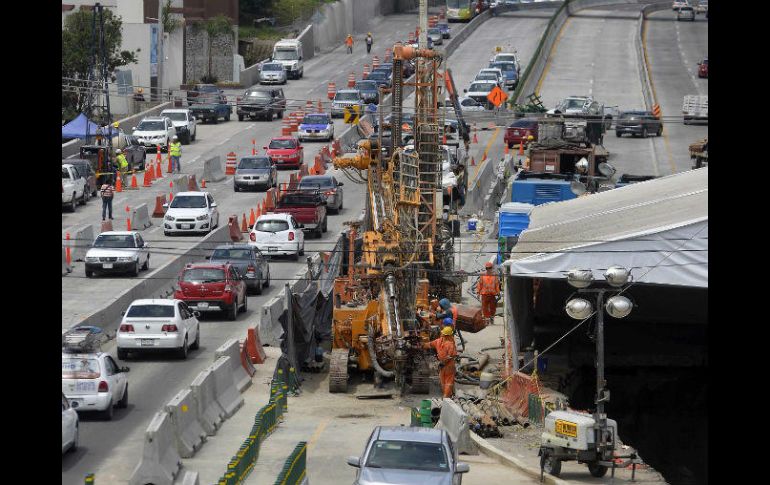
<box><xmin>327</xmin><ymin>82</ymin><xmax>336</xmax><ymax>100</ymax></box>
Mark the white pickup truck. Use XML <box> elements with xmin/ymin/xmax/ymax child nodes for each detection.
<box><xmin>62</xmin><ymin>164</ymin><xmax>87</xmax><ymax>212</ymax></box>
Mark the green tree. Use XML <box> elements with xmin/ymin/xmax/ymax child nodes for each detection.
<box><xmin>61</xmin><ymin>8</ymin><xmax>137</xmax><ymax>122</ymax></box>
<box><xmin>195</xmin><ymin>15</ymin><xmax>234</xmax><ymax>83</ymax></box>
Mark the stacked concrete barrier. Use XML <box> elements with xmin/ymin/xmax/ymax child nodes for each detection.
<box><xmin>260</xmin><ymin>296</ymin><xmax>285</xmax><ymax>346</ymax></box>
<box><xmin>165</xmin><ymin>388</ymin><xmax>207</xmax><ymax>458</ymax></box>
<box><xmin>64</xmin><ymin>224</ymin><xmax>96</xmax><ymax>262</ymax></box>
<box><xmin>128</xmin><ymin>411</ymin><xmax>182</xmax><ymax>485</ymax></box>
<box><xmin>215</xmin><ymin>339</ymin><xmax>252</xmax><ymax>393</ymax></box>
<box><xmin>203</xmin><ymin>156</ymin><xmax>226</xmax><ymax>182</ymax></box>
<box><xmin>131</xmin><ymin>203</ymin><xmax>153</xmax><ymax>230</ymax></box>
<box><xmin>190</xmin><ymin>368</ymin><xmax>226</xmax><ymax>435</ymax></box>
<box><xmin>172</xmin><ymin>175</ymin><xmax>190</xmax><ymax>196</ymax></box>
<box><xmin>210</xmin><ymin>356</ymin><xmax>244</xmax><ymax>418</ymax></box>
<box><xmin>435</xmin><ymin>398</ymin><xmax>477</xmax><ymax>455</ymax></box>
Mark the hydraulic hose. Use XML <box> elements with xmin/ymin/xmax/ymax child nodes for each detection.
<box><xmin>367</xmin><ymin>324</ymin><xmax>394</xmax><ymax>378</ymax></box>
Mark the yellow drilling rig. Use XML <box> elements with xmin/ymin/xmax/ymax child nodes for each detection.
<box><xmin>329</xmin><ymin>42</ymin><xmax>466</xmax><ymax>394</ymax></box>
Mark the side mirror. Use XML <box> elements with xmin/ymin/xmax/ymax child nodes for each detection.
<box><xmin>120</xmin><ymin>311</ymin><xmax>126</xmax><ymax>316</ymax></box>
<box><xmin>463</xmin><ymin>89</ymin><xmax>467</xmax><ymax>93</ymax></box>
<box><xmin>298</xmin><ymin>223</ymin><xmax>305</xmax><ymax>229</ymax></box>
<box><xmin>120</xmin><ymin>366</ymin><xmax>131</xmax><ymax>373</ymax></box>
<box><xmin>456</xmin><ymin>462</ymin><xmax>470</xmax><ymax>474</ymax></box>
<box><xmin>211</xmin><ymin>202</ymin><xmax>218</xmax><ymax>208</ymax></box>
<box><xmin>162</xmin><ymin>203</ymin><xmax>169</xmax><ymax>209</ymax></box>
<box><xmin>263</xmin><ymin>146</ymin><xmax>268</xmax><ymax>150</ymax></box>
<box><xmin>193</xmin><ymin>311</ymin><xmax>201</xmax><ymax>318</ymax></box>
<box><xmin>132</xmin><ymin>126</ymin><xmax>136</xmax><ymax>131</ymax></box>
<box><xmin>346</xmin><ymin>456</ymin><xmax>361</xmax><ymax>468</ymax></box>
<box><xmin>205</xmin><ymin>255</ymin><xmax>211</xmax><ymax>260</ymax></box>
<box><xmin>337</xmin><ymin>182</ymin><xmax>344</xmax><ymax>186</ymax></box>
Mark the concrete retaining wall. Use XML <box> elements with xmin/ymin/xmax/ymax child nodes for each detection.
<box><xmin>637</xmin><ymin>2</ymin><xmax>673</xmax><ymax>110</ymax></box>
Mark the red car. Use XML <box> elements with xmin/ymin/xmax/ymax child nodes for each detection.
<box><xmin>264</xmin><ymin>136</ymin><xmax>304</xmax><ymax>169</ymax></box>
<box><xmin>173</xmin><ymin>263</ymin><xmax>247</xmax><ymax>321</ymax></box>
<box><xmin>697</xmin><ymin>58</ymin><xmax>708</xmax><ymax>78</ymax></box>
<box><xmin>504</xmin><ymin>118</ymin><xmax>539</xmax><ymax>149</ymax></box>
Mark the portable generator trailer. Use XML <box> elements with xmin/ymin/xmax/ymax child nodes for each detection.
<box><xmin>539</xmin><ymin>410</ymin><xmax>643</xmax><ymax>479</ymax></box>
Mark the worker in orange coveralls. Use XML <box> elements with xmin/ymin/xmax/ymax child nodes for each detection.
<box><xmin>423</xmin><ymin>326</ymin><xmax>458</xmax><ymax>398</ymax></box>
<box><xmin>478</xmin><ymin>261</ymin><xmax>500</xmax><ymax>323</ymax></box>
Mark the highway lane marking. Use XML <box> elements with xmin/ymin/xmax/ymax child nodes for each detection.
<box><xmin>470</xmin><ymin>127</ymin><xmax>501</xmax><ymax>185</ymax></box>
<box><xmin>535</xmin><ymin>17</ymin><xmax>572</xmax><ymax>96</ymax></box>
<box><xmin>306</xmin><ymin>416</ymin><xmax>331</xmax><ymax>452</ymax></box>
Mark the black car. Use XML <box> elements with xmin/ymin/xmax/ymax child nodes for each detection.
<box><xmin>208</xmin><ymin>244</ymin><xmax>270</xmax><ymax>295</ymax></box>
<box><xmin>236</xmin><ymin>86</ymin><xmax>286</xmax><ymax>121</ymax></box>
<box><xmin>366</xmin><ymin>70</ymin><xmax>392</xmax><ymax>89</ymax></box>
<box><xmin>354</xmin><ymin>80</ymin><xmax>380</xmax><ymax>105</ymax></box>
<box><xmin>615</xmin><ymin>111</ymin><xmax>663</xmax><ymax>138</ymax></box>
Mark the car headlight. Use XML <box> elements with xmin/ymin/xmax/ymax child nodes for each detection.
<box><xmin>196</xmin><ymin>214</ymin><xmax>209</xmax><ymax>221</ymax></box>
<box><xmin>86</xmin><ymin>256</ymin><xmax>98</xmax><ymax>262</ymax></box>
<box><xmin>165</xmin><ymin>215</ymin><xmax>175</xmax><ymax>221</ymax></box>
<box><xmin>117</xmin><ymin>257</ymin><xmax>133</xmax><ymax>262</ymax></box>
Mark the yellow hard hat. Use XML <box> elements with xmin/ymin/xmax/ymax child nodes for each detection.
<box><xmin>112</xmin><ymin>122</ymin><xmax>119</xmax><ymax>128</ymax></box>
<box><xmin>137</xmin><ymin>88</ymin><xmax>143</xmax><ymax>94</ymax></box>
<box><xmin>441</xmin><ymin>326</ymin><xmax>454</xmax><ymax>336</ymax></box>
<box><xmin>527</xmin><ymin>135</ymin><xmax>534</xmax><ymax>140</ymax></box>
<box><xmin>368</xmin><ymin>32</ymin><xmax>372</xmax><ymax>36</ymax></box>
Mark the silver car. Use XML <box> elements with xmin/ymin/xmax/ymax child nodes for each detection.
<box><xmin>234</xmin><ymin>156</ymin><xmax>277</xmax><ymax>191</ymax></box>
<box><xmin>209</xmin><ymin>244</ymin><xmax>270</xmax><ymax>294</ymax></box>
<box><xmin>347</xmin><ymin>426</ymin><xmax>469</xmax><ymax>485</ymax></box>
<box><xmin>332</xmin><ymin>89</ymin><xmax>364</xmax><ymax>118</ymax></box>
<box><xmin>259</xmin><ymin>62</ymin><xmax>287</xmax><ymax>85</ymax></box>
<box><xmin>298</xmin><ymin>175</ymin><xmax>344</xmax><ymax>214</ymax></box>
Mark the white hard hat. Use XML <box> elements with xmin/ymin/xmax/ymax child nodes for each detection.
<box><xmin>172</xmin><ymin>135</ymin><xmax>178</xmax><ymax>141</ymax></box>
<box><xmin>115</xmin><ymin>149</ymin><xmax>122</xmax><ymax>154</ymax></box>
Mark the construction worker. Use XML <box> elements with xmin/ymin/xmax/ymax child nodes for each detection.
<box><xmin>365</xmin><ymin>32</ymin><xmax>373</xmax><ymax>54</ymax></box>
<box><xmin>423</xmin><ymin>326</ymin><xmax>458</xmax><ymax>398</ymax></box>
<box><xmin>345</xmin><ymin>34</ymin><xmax>354</xmax><ymax>54</ymax></box>
<box><xmin>169</xmin><ymin>136</ymin><xmax>182</xmax><ymax>173</ymax></box>
<box><xmin>435</xmin><ymin>298</ymin><xmax>458</xmax><ymax>326</ymax></box>
<box><xmin>133</xmin><ymin>87</ymin><xmax>145</xmax><ymax>102</ymax></box>
<box><xmin>442</xmin><ymin>317</ymin><xmax>454</xmax><ymax>328</ymax></box>
<box><xmin>115</xmin><ymin>149</ymin><xmax>129</xmax><ymax>184</ymax></box>
<box><xmin>100</xmin><ymin>176</ymin><xmax>115</xmax><ymax>221</ymax></box>
<box><xmin>478</xmin><ymin>261</ymin><xmax>501</xmax><ymax>322</ymax></box>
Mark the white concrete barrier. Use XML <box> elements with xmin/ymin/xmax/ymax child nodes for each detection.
<box><xmin>214</xmin><ymin>339</ymin><xmax>251</xmax><ymax>393</ymax></box>
<box><xmin>260</xmin><ymin>296</ymin><xmax>285</xmax><ymax>346</ymax></box>
<box><xmin>203</xmin><ymin>156</ymin><xmax>226</xmax><ymax>182</ymax></box>
<box><xmin>179</xmin><ymin>470</ymin><xmax>200</xmax><ymax>485</ymax></box>
<box><xmin>128</xmin><ymin>411</ymin><xmax>182</xmax><ymax>485</ymax></box>
<box><xmin>435</xmin><ymin>398</ymin><xmax>478</xmax><ymax>456</ymax></box>
<box><xmin>131</xmin><ymin>203</ymin><xmax>153</xmax><ymax>230</ymax></box>
<box><xmin>210</xmin><ymin>356</ymin><xmax>244</xmax><ymax>419</ymax></box>
<box><xmin>165</xmin><ymin>388</ymin><xmax>207</xmax><ymax>458</ymax></box>
<box><xmin>190</xmin><ymin>368</ymin><xmax>225</xmax><ymax>436</ymax></box>
<box><xmin>172</xmin><ymin>175</ymin><xmax>190</xmax><ymax>196</ymax></box>
<box><xmin>64</xmin><ymin>224</ymin><xmax>96</xmax><ymax>262</ymax></box>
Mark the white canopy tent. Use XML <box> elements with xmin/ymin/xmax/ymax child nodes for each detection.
<box><xmin>505</xmin><ymin>167</ymin><xmax>708</xmax><ymax>288</ymax></box>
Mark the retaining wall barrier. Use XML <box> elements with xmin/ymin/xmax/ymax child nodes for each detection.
<box><xmin>190</xmin><ymin>368</ymin><xmax>226</xmax><ymax>436</ymax></box>
<box><xmin>215</xmin><ymin>339</ymin><xmax>252</xmax><ymax>393</ymax></box>
<box><xmin>210</xmin><ymin>356</ymin><xmax>245</xmax><ymax>419</ymax></box>
<box><xmin>128</xmin><ymin>411</ymin><xmax>182</xmax><ymax>485</ymax></box>
<box><xmin>165</xmin><ymin>388</ymin><xmax>207</xmax><ymax>458</ymax></box>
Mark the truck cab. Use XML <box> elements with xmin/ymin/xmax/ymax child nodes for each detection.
<box><xmin>272</xmin><ymin>39</ymin><xmax>304</xmax><ymax>80</ymax></box>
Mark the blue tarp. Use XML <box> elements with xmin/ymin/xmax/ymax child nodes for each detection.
<box><xmin>61</xmin><ymin>113</ymin><xmax>118</xmax><ymax>139</ymax></box>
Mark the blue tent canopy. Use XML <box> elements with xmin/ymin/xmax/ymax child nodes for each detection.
<box><xmin>61</xmin><ymin>113</ymin><xmax>118</xmax><ymax>139</ymax></box>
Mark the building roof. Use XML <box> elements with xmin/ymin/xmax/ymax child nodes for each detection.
<box><xmin>506</xmin><ymin>167</ymin><xmax>708</xmax><ymax>288</ymax></box>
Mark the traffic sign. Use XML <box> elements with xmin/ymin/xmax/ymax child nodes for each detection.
<box><xmin>487</xmin><ymin>86</ymin><xmax>508</xmax><ymax>108</ymax></box>
<box><xmin>344</xmin><ymin>105</ymin><xmax>361</xmax><ymax>124</ymax></box>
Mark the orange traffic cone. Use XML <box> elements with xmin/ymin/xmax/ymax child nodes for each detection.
<box><xmin>518</xmin><ymin>142</ymin><xmax>524</xmax><ymax>156</ymax></box>
<box><xmin>167</xmin><ymin>153</ymin><xmax>173</xmax><ymax>173</ymax></box>
<box><xmin>472</xmin><ymin>130</ymin><xmax>478</xmax><ymax>144</ymax></box>
<box><xmin>317</xmin><ymin>99</ymin><xmax>323</xmax><ymax>112</ymax></box>
<box><xmin>262</xmin><ymin>199</ymin><xmax>267</xmax><ymax>213</ymax></box>
<box><xmin>470</xmin><ymin>156</ymin><xmax>476</xmax><ymax>166</ymax></box>
<box><xmin>241</xmin><ymin>213</ymin><xmax>248</xmax><ymax>233</ymax></box>
<box><xmin>249</xmin><ymin>208</ymin><xmax>256</xmax><ymax>227</ymax></box>
<box><xmin>128</xmin><ymin>171</ymin><xmax>139</xmax><ymax>190</ymax></box>
<box><xmin>255</xmin><ymin>205</ymin><xmax>262</xmax><ymax>219</ymax></box>
<box><xmin>156</xmin><ymin>159</ymin><xmax>163</xmax><ymax>178</ymax></box>
<box><xmin>482</xmin><ymin>152</ymin><xmax>487</xmax><ymax>162</ymax></box>
<box><xmin>115</xmin><ymin>174</ymin><xmax>123</xmax><ymax>192</ymax></box>
<box><xmin>142</xmin><ymin>168</ymin><xmax>152</xmax><ymax>187</ymax></box>
<box><xmin>504</xmin><ymin>144</ymin><xmax>510</xmax><ymax>155</ymax></box>
<box><xmin>169</xmin><ymin>181</ymin><xmax>174</xmax><ymax>202</ymax></box>
<box><xmin>442</xmin><ymin>134</ymin><xmax>447</xmax><ymax>144</ymax></box>
<box><xmin>201</xmin><ymin>178</ymin><xmax>207</xmax><ymax>188</ymax></box>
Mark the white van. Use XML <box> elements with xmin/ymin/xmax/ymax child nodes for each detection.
<box><xmin>271</xmin><ymin>39</ymin><xmax>304</xmax><ymax>80</ymax></box>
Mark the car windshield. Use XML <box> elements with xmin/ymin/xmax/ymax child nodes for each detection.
<box><xmin>136</xmin><ymin>121</ymin><xmax>165</xmax><ymax>131</ymax></box>
<box><xmin>279</xmin><ymin>193</ymin><xmax>321</xmax><ymax>206</ymax></box>
<box><xmin>256</xmin><ymin>220</ymin><xmax>290</xmax><ymax>232</ymax></box>
<box><xmin>262</xmin><ymin>64</ymin><xmax>283</xmax><ymax>71</ymax></box>
<box><xmin>469</xmin><ymin>83</ymin><xmax>493</xmax><ymax>92</ymax></box>
<box><xmin>239</xmin><ymin>157</ymin><xmax>271</xmax><ymax>169</ymax></box>
<box><xmin>562</xmin><ymin>99</ymin><xmax>586</xmax><ymax>109</ymax></box>
<box><xmin>246</xmin><ymin>91</ymin><xmax>271</xmax><ymax>99</ymax></box>
<box><xmin>510</xmin><ymin>119</ymin><xmax>537</xmax><ymax>128</ymax></box>
<box><xmin>273</xmin><ymin>49</ymin><xmax>298</xmax><ymax>60</ymax></box>
<box><xmin>429</xmin><ymin>29</ymin><xmax>440</xmax><ymax>35</ymax></box>
<box><xmin>495</xmin><ymin>54</ymin><xmax>516</xmax><ymax>63</ymax></box>
<box><xmin>299</xmin><ymin>177</ymin><xmax>335</xmax><ymax>189</ymax></box>
<box><xmin>211</xmin><ymin>248</ymin><xmax>253</xmax><ymax>260</ymax></box>
<box><xmin>492</xmin><ymin>62</ymin><xmax>515</xmax><ymax>72</ymax></box>
<box><xmin>93</xmin><ymin>234</ymin><xmax>136</xmax><ymax>248</ymax></box>
<box><xmin>170</xmin><ymin>195</ymin><xmax>207</xmax><ymax>209</ymax></box>
<box><xmin>62</xmin><ymin>357</ymin><xmax>100</xmax><ymax>379</ymax></box>
<box><xmin>335</xmin><ymin>92</ymin><xmax>361</xmax><ymax>101</ymax></box>
<box><xmin>269</xmin><ymin>139</ymin><xmax>297</xmax><ymax>149</ymax></box>
<box><xmin>302</xmin><ymin>115</ymin><xmax>330</xmax><ymax>125</ymax></box>
<box><xmin>365</xmin><ymin>440</ymin><xmax>449</xmax><ymax>472</ymax></box>
<box><xmin>620</xmin><ymin>112</ymin><xmax>646</xmax><ymax>119</ymax></box>
<box><xmin>62</xmin><ymin>167</ymin><xmax>70</xmax><ymax>179</ymax></box>
<box><xmin>355</xmin><ymin>82</ymin><xmax>377</xmax><ymax>91</ymax></box>
<box><xmin>126</xmin><ymin>304</ymin><xmax>175</xmax><ymax>318</ymax></box>
<box><xmin>182</xmin><ymin>268</ymin><xmax>225</xmax><ymax>282</ymax></box>
<box><xmin>163</xmin><ymin>112</ymin><xmax>187</xmax><ymax>121</ymax></box>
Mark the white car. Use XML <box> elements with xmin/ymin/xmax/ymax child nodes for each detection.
<box><xmin>62</xmin><ymin>164</ymin><xmax>87</xmax><ymax>212</ymax></box>
<box><xmin>248</xmin><ymin>213</ymin><xmax>305</xmax><ymax>260</ymax></box>
<box><xmin>464</xmin><ymin>80</ymin><xmax>499</xmax><ymax>109</ymax></box>
<box><xmin>492</xmin><ymin>52</ymin><xmax>521</xmax><ymax>75</ymax></box>
<box><xmin>132</xmin><ymin>116</ymin><xmax>177</xmax><ymax>151</ymax></box>
<box><xmin>85</xmin><ymin>231</ymin><xmax>150</xmax><ymax>278</ymax></box>
<box><xmin>62</xmin><ymin>393</ymin><xmax>79</xmax><ymax>454</ymax></box>
<box><xmin>672</xmin><ymin>1</ymin><xmax>688</xmax><ymax>10</ymax></box>
<box><xmin>160</xmin><ymin>108</ymin><xmax>197</xmax><ymax>144</ymax></box>
<box><xmin>676</xmin><ymin>6</ymin><xmax>695</xmax><ymax>20</ymax></box>
<box><xmin>477</xmin><ymin>68</ymin><xmax>505</xmax><ymax>88</ymax></box>
<box><xmin>117</xmin><ymin>299</ymin><xmax>200</xmax><ymax>360</ymax></box>
<box><xmin>163</xmin><ymin>191</ymin><xmax>220</xmax><ymax>236</ymax></box>
<box><xmin>62</xmin><ymin>351</ymin><xmax>129</xmax><ymax>420</ymax></box>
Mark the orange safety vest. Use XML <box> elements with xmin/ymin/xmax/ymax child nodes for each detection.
<box><xmin>478</xmin><ymin>274</ymin><xmax>500</xmax><ymax>296</ymax></box>
<box><xmin>345</xmin><ymin>36</ymin><xmax>353</xmax><ymax>46</ymax></box>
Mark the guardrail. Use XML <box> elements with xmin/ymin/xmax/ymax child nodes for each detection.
<box><xmin>636</xmin><ymin>2</ymin><xmax>674</xmax><ymax>110</ymax></box>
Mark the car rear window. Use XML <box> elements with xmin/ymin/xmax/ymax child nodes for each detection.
<box><xmin>211</xmin><ymin>248</ymin><xmax>253</xmax><ymax>260</ymax></box>
<box><xmin>239</xmin><ymin>157</ymin><xmax>271</xmax><ymax>169</ymax></box>
<box><xmin>279</xmin><ymin>193</ymin><xmax>322</xmax><ymax>206</ymax></box>
<box><xmin>509</xmin><ymin>119</ymin><xmax>537</xmax><ymax>128</ymax></box>
<box><xmin>269</xmin><ymin>139</ymin><xmax>297</xmax><ymax>149</ymax></box>
<box><xmin>62</xmin><ymin>358</ymin><xmax>100</xmax><ymax>379</ymax></box>
<box><xmin>365</xmin><ymin>440</ymin><xmax>449</xmax><ymax>472</ymax></box>
<box><xmin>256</xmin><ymin>220</ymin><xmax>290</xmax><ymax>232</ymax></box>
<box><xmin>126</xmin><ymin>305</ymin><xmax>175</xmax><ymax>318</ymax></box>
<box><xmin>182</xmin><ymin>268</ymin><xmax>225</xmax><ymax>282</ymax></box>
<box><xmin>299</xmin><ymin>177</ymin><xmax>335</xmax><ymax>189</ymax></box>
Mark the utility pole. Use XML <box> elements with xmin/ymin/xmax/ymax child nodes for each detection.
<box><xmin>157</xmin><ymin>0</ymin><xmax>165</xmax><ymax>101</ymax></box>
<box><xmin>418</xmin><ymin>0</ymin><xmax>428</xmax><ymax>50</ymax></box>
<box><xmin>594</xmin><ymin>289</ymin><xmax>609</xmax><ymax>460</ymax></box>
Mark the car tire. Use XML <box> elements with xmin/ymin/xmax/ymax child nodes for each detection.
<box><xmin>241</xmin><ymin>295</ymin><xmax>248</xmax><ymax>312</ymax></box>
<box><xmin>292</xmin><ymin>249</ymin><xmax>299</xmax><ymax>261</ymax></box>
<box><xmin>69</xmin><ymin>194</ymin><xmax>77</xmax><ymax>212</ymax></box>
<box><xmin>228</xmin><ymin>301</ymin><xmax>238</xmax><ymax>321</ymax></box>
<box><xmin>299</xmin><ymin>243</ymin><xmax>305</xmax><ymax>256</ymax></box>
<box><xmin>616</xmin><ymin>131</ymin><xmax>622</xmax><ymax>138</ymax></box>
<box><xmin>102</xmin><ymin>400</ymin><xmax>114</xmax><ymax>421</ymax></box>
<box><xmin>255</xmin><ymin>277</ymin><xmax>263</xmax><ymax>295</ymax></box>
<box><xmin>541</xmin><ymin>452</ymin><xmax>561</xmax><ymax>476</ymax></box>
<box><xmin>117</xmin><ymin>348</ymin><xmax>128</xmax><ymax>360</ymax></box>
<box><xmin>130</xmin><ymin>262</ymin><xmax>139</xmax><ymax>277</ymax></box>
<box><xmin>142</xmin><ymin>256</ymin><xmax>149</xmax><ymax>271</ymax></box>
<box><xmin>588</xmin><ymin>462</ymin><xmax>608</xmax><ymax>477</ymax></box>
<box><xmin>192</xmin><ymin>131</ymin><xmax>197</xmax><ymax>141</ymax></box>
<box><xmin>164</xmin><ymin>231</ymin><xmax>171</xmax><ymax>237</ymax></box>
<box><xmin>234</xmin><ymin>184</ymin><xmax>240</xmax><ymax>192</ymax></box>
<box><xmin>81</xmin><ymin>190</ymin><xmax>89</xmax><ymax>205</ymax></box>
<box><xmin>70</xmin><ymin>425</ymin><xmax>79</xmax><ymax>452</ymax></box>
<box><xmin>117</xmin><ymin>385</ymin><xmax>128</xmax><ymax>409</ymax></box>
<box><xmin>85</xmin><ymin>269</ymin><xmax>93</xmax><ymax>278</ymax></box>
<box><xmin>178</xmin><ymin>336</ymin><xmax>188</xmax><ymax>359</ymax></box>
<box><xmin>263</xmin><ymin>268</ymin><xmax>270</xmax><ymax>288</ymax></box>
<box><xmin>190</xmin><ymin>326</ymin><xmax>200</xmax><ymax>350</ymax></box>
<box><xmin>211</xmin><ymin>117</ymin><xmax>218</xmax><ymax>124</ymax></box>
<box><xmin>657</xmin><ymin>127</ymin><xmax>663</xmax><ymax>136</ymax></box>
<box><xmin>278</xmin><ymin>110</ymin><xmax>284</xmax><ymax>119</ymax></box>
<box><xmin>641</xmin><ymin>127</ymin><xmax>648</xmax><ymax>138</ymax></box>
<box><xmin>225</xmin><ymin>112</ymin><xmax>231</xmax><ymax>122</ymax></box>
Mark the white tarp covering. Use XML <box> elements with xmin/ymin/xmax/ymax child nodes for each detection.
<box><xmin>506</xmin><ymin>168</ymin><xmax>708</xmax><ymax>288</ymax></box>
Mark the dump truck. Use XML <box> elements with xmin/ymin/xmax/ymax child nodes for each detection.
<box><xmin>689</xmin><ymin>137</ymin><xmax>708</xmax><ymax>168</ymax></box>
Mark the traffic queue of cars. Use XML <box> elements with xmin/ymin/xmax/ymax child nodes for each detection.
<box><xmin>461</xmin><ymin>51</ymin><xmax>521</xmax><ymax>110</ymax></box>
